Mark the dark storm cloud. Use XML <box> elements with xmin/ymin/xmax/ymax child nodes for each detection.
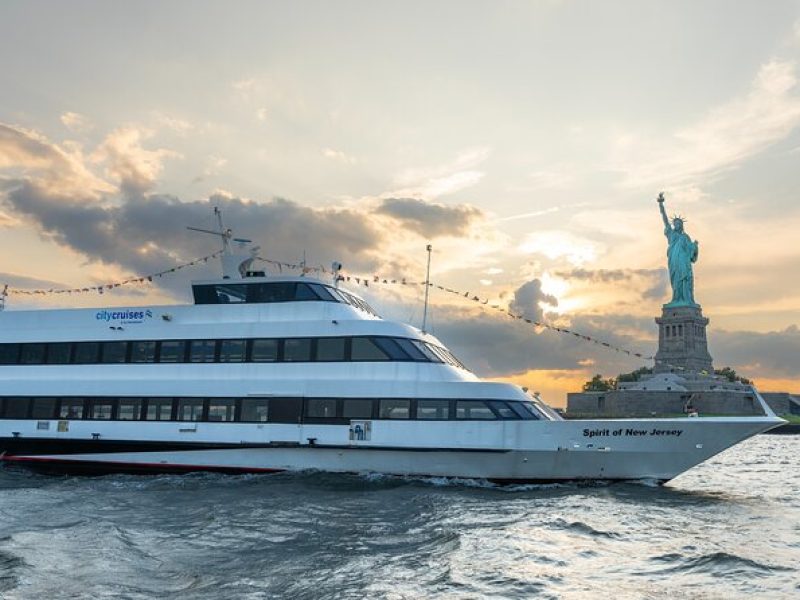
<box><xmin>374</xmin><ymin>197</ymin><xmax>483</xmax><ymax>237</ymax></box>
<box><xmin>430</xmin><ymin>310</ymin><xmax>648</xmax><ymax>378</ymax></box>
<box><xmin>2</xmin><ymin>182</ymin><xmax>384</xmax><ymax>298</ymax></box>
<box><xmin>712</xmin><ymin>325</ymin><xmax>800</xmax><ymax>380</ymax></box>
<box><xmin>508</xmin><ymin>279</ymin><xmax>558</xmax><ymax>322</ymax></box>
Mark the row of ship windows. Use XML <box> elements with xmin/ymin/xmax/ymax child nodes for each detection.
<box><xmin>192</xmin><ymin>282</ymin><xmax>379</xmax><ymax>316</ymax></box>
<box><xmin>0</xmin><ymin>396</ymin><xmax>541</xmax><ymax>423</ymax></box>
<box><xmin>0</xmin><ymin>336</ymin><xmax>467</xmax><ymax>369</ymax></box>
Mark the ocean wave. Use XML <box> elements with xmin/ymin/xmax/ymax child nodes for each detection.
<box><xmin>647</xmin><ymin>551</ymin><xmax>793</xmax><ymax>576</ymax></box>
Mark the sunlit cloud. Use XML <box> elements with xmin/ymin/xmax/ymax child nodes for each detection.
<box><xmin>613</xmin><ymin>59</ymin><xmax>800</xmax><ymax>189</ymax></box>
<box><xmin>492</xmin><ymin>206</ymin><xmax>559</xmax><ymax>223</ymax></box>
<box><xmin>389</xmin><ymin>147</ymin><xmax>490</xmax><ymax>199</ymax></box>
<box><xmin>95</xmin><ymin>126</ymin><xmax>181</xmax><ymax>195</ymax></box>
<box><xmin>0</xmin><ymin>122</ymin><xmax>114</xmax><ymax>197</ymax></box>
<box><xmin>150</xmin><ymin>111</ymin><xmax>193</xmax><ymax>134</ymax></box>
<box><xmin>60</xmin><ymin>112</ymin><xmax>93</xmax><ymax>133</ymax></box>
<box><xmin>322</xmin><ymin>147</ymin><xmax>357</xmax><ymax>165</ymax></box>
<box><xmin>517</xmin><ymin>230</ymin><xmax>601</xmax><ymax>266</ymax></box>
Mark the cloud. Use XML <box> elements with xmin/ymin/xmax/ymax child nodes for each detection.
<box><xmin>431</xmin><ymin>308</ymin><xmax>646</xmax><ymax>378</ymax></box>
<box><xmin>614</xmin><ymin>59</ymin><xmax>800</xmax><ymax>189</ymax></box>
<box><xmin>388</xmin><ymin>147</ymin><xmax>490</xmax><ymax>199</ymax></box>
<box><xmin>0</xmin><ymin>122</ymin><xmax>113</xmax><ymax>197</ymax></box>
<box><xmin>193</xmin><ymin>155</ymin><xmax>228</xmax><ymax>183</ymax></box>
<box><xmin>0</xmin><ymin>271</ymin><xmax>68</xmax><ymax>290</ymax></box>
<box><xmin>374</xmin><ymin>197</ymin><xmax>484</xmax><ymax>238</ymax></box>
<box><xmin>322</xmin><ymin>147</ymin><xmax>357</xmax><ymax>165</ymax></box>
<box><xmin>60</xmin><ymin>112</ymin><xmax>93</xmax><ymax>133</ymax></box>
<box><xmin>493</xmin><ymin>206</ymin><xmax>559</xmax><ymax>223</ymax></box>
<box><xmin>0</xmin><ymin>209</ymin><xmax>19</xmax><ymax>227</ymax></box>
<box><xmin>95</xmin><ymin>126</ymin><xmax>180</xmax><ymax>196</ymax></box>
<box><xmin>518</xmin><ymin>230</ymin><xmax>602</xmax><ymax>266</ymax></box>
<box><xmin>508</xmin><ymin>278</ymin><xmax>558</xmax><ymax>321</ymax></box>
<box><xmin>1</xmin><ymin>180</ymin><xmax>388</xmax><ymax>298</ymax></box>
<box><xmin>555</xmin><ymin>267</ymin><xmax>668</xmax><ymax>301</ymax></box>
<box><xmin>150</xmin><ymin>111</ymin><xmax>193</xmax><ymax>134</ymax></box>
<box><xmin>712</xmin><ymin>325</ymin><xmax>800</xmax><ymax>380</ymax></box>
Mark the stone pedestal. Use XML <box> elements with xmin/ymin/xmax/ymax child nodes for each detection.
<box><xmin>654</xmin><ymin>305</ymin><xmax>713</xmax><ymax>373</ymax></box>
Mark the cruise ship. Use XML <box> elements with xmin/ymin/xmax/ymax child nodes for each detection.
<box><xmin>0</xmin><ymin>225</ymin><xmax>785</xmax><ymax>482</ymax></box>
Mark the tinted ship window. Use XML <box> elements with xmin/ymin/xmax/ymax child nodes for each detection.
<box><xmin>20</xmin><ymin>343</ymin><xmax>45</xmax><ymax>364</ymax></box>
<box><xmin>189</xmin><ymin>340</ymin><xmax>216</xmax><ymax>363</ymax></box>
<box><xmin>101</xmin><ymin>342</ymin><xmax>128</xmax><ymax>363</ymax></box>
<box><xmin>208</xmin><ymin>398</ymin><xmax>236</xmax><ymax>422</ymax></box>
<box><xmin>268</xmin><ymin>398</ymin><xmax>302</xmax><ymax>423</ymax></box>
<box><xmin>379</xmin><ymin>399</ymin><xmax>410</xmax><ymax>419</ymax></box>
<box><xmin>316</xmin><ymin>337</ymin><xmax>346</xmax><ymax>361</ymax></box>
<box><xmin>305</xmin><ymin>398</ymin><xmax>337</xmax><ymax>419</ymax></box>
<box><xmin>489</xmin><ymin>401</ymin><xmax>520</xmax><ymax>420</ymax></box>
<box><xmin>240</xmin><ymin>398</ymin><xmax>269</xmax><ymax>422</ymax></box>
<box><xmin>4</xmin><ymin>397</ymin><xmax>30</xmax><ymax>419</ymax></box>
<box><xmin>118</xmin><ymin>398</ymin><xmax>143</xmax><ymax>420</ymax></box>
<box><xmin>417</xmin><ymin>399</ymin><xmax>450</xmax><ymax>420</ymax></box>
<box><xmin>59</xmin><ymin>398</ymin><xmax>86</xmax><ymax>419</ymax></box>
<box><xmin>131</xmin><ymin>341</ymin><xmax>156</xmax><ymax>363</ymax></box>
<box><xmin>219</xmin><ymin>340</ymin><xmax>246</xmax><ymax>362</ymax></box>
<box><xmin>351</xmin><ymin>338</ymin><xmax>389</xmax><ymax>361</ymax></box>
<box><xmin>284</xmin><ymin>339</ymin><xmax>312</xmax><ymax>362</ymax></box>
<box><xmin>89</xmin><ymin>399</ymin><xmax>114</xmax><ymax>420</ymax></box>
<box><xmin>342</xmin><ymin>398</ymin><xmax>373</xmax><ymax>419</ymax></box>
<box><xmin>251</xmin><ymin>339</ymin><xmax>279</xmax><ymax>362</ymax></box>
<box><xmin>193</xmin><ymin>282</ymin><xmax>334</xmax><ymax>305</ymax></box>
<box><xmin>46</xmin><ymin>343</ymin><xmax>72</xmax><ymax>364</ymax></box>
<box><xmin>0</xmin><ymin>344</ymin><xmax>20</xmax><ymax>365</ymax></box>
<box><xmin>158</xmin><ymin>341</ymin><xmax>185</xmax><ymax>363</ymax></box>
<box><xmin>510</xmin><ymin>402</ymin><xmax>541</xmax><ymax>420</ymax></box>
<box><xmin>372</xmin><ymin>338</ymin><xmax>411</xmax><ymax>361</ymax></box>
<box><xmin>73</xmin><ymin>342</ymin><xmax>100</xmax><ymax>364</ymax></box>
<box><xmin>177</xmin><ymin>398</ymin><xmax>205</xmax><ymax>421</ymax></box>
<box><xmin>146</xmin><ymin>398</ymin><xmax>174</xmax><ymax>420</ymax></box>
<box><xmin>31</xmin><ymin>397</ymin><xmax>56</xmax><ymax>419</ymax></box>
<box><xmin>456</xmin><ymin>400</ymin><xmax>496</xmax><ymax>420</ymax></box>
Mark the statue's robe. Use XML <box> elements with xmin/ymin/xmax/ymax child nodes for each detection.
<box><xmin>665</xmin><ymin>226</ymin><xmax>698</xmax><ymax>306</ymax></box>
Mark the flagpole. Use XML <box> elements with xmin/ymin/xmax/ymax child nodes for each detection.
<box><xmin>422</xmin><ymin>244</ymin><xmax>432</xmax><ymax>333</ymax></box>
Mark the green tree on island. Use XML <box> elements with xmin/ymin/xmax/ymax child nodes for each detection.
<box><xmin>617</xmin><ymin>366</ymin><xmax>654</xmax><ymax>383</ymax></box>
<box><xmin>582</xmin><ymin>374</ymin><xmax>616</xmax><ymax>392</ymax></box>
<box><xmin>714</xmin><ymin>366</ymin><xmax>752</xmax><ymax>385</ymax></box>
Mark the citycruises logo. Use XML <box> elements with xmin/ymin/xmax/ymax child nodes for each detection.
<box><xmin>95</xmin><ymin>309</ymin><xmax>153</xmax><ymax>324</ymax></box>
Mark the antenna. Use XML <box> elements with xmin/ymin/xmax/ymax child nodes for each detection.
<box><xmin>186</xmin><ymin>207</ymin><xmax>236</xmax><ymax>255</ymax></box>
<box><xmin>187</xmin><ymin>207</ymin><xmax>254</xmax><ymax>279</ymax></box>
<box><xmin>421</xmin><ymin>244</ymin><xmax>432</xmax><ymax>333</ymax></box>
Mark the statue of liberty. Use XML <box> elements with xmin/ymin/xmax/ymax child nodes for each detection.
<box><xmin>657</xmin><ymin>193</ymin><xmax>699</xmax><ymax>307</ymax></box>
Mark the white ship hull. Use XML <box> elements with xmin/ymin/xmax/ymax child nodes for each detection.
<box><xmin>1</xmin><ymin>416</ymin><xmax>782</xmax><ymax>482</ymax></box>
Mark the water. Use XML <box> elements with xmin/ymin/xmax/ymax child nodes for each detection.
<box><xmin>0</xmin><ymin>435</ymin><xmax>797</xmax><ymax>599</ymax></box>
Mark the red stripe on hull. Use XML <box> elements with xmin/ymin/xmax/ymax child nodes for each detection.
<box><xmin>1</xmin><ymin>455</ymin><xmax>285</xmax><ymax>475</ymax></box>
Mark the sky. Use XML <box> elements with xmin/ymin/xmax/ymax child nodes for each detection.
<box><xmin>1</xmin><ymin>0</ymin><xmax>800</xmax><ymax>405</ymax></box>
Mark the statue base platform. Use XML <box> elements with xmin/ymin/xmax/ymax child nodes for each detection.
<box><xmin>654</xmin><ymin>305</ymin><xmax>713</xmax><ymax>374</ymax></box>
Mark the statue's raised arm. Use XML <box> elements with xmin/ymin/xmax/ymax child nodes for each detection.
<box><xmin>657</xmin><ymin>192</ymin><xmax>671</xmax><ymax>231</ymax></box>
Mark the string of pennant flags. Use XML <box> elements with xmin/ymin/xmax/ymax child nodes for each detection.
<box><xmin>251</xmin><ymin>256</ymin><xmax>664</xmax><ymax>364</ymax></box>
<box><xmin>0</xmin><ymin>251</ymin><xmax>699</xmax><ymax>373</ymax></box>
<box><xmin>1</xmin><ymin>251</ymin><xmax>223</xmax><ymax>297</ymax></box>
